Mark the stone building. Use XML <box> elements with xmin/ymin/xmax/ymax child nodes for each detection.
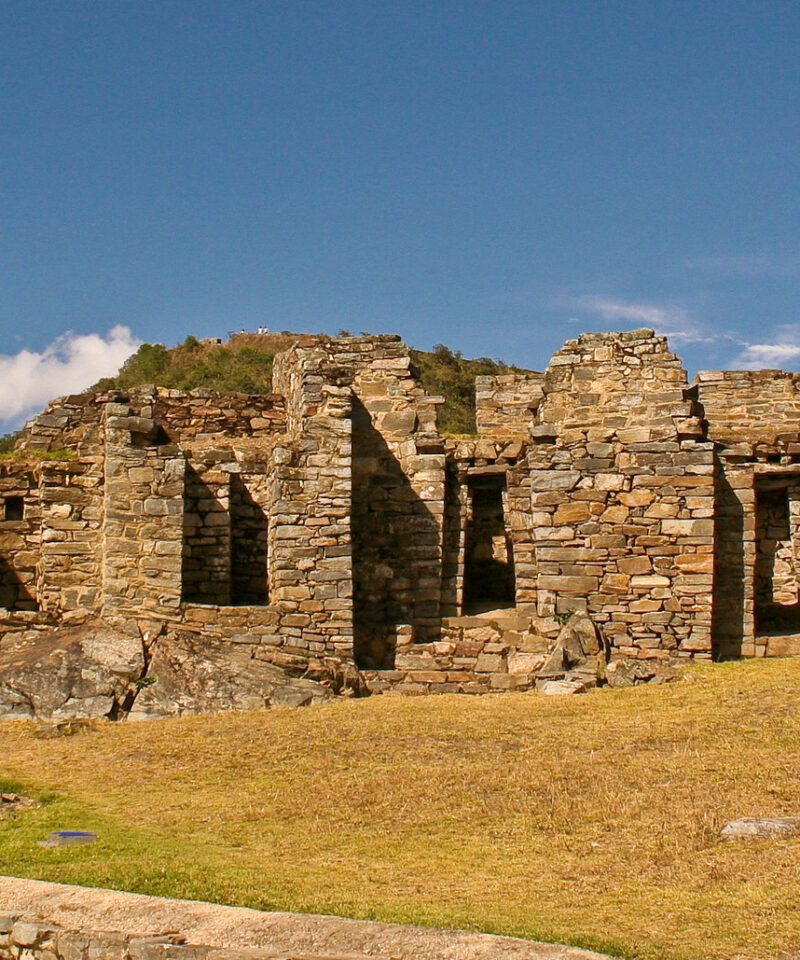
<box><xmin>1</xmin><ymin>329</ymin><xmax>798</xmax><ymax>708</ymax></box>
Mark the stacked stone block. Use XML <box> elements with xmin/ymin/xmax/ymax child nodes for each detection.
<box><xmin>697</xmin><ymin>370</ymin><xmax>800</xmax><ymax>657</ymax></box>
<box><xmin>361</xmin><ymin>609</ymin><xmax>549</xmax><ymax>695</ymax></box>
<box><xmin>525</xmin><ymin>330</ymin><xmax>714</xmax><ymax>657</ymax></box>
<box><xmin>0</xmin><ymin>463</ymin><xmax>39</xmax><ymax>612</ymax></box>
<box><xmin>476</xmin><ymin>372</ymin><xmax>545</xmax><ymax>436</ymax></box>
<box><xmin>270</xmin><ymin>340</ymin><xmax>356</xmax><ymax>660</ymax></box>
<box><xmin>102</xmin><ymin>406</ymin><xmax>185</xmax><ymax>628</ymax></box>
<box><xmin>526</xmin><ymin>440</ymin><xmax>714</xmax><ymax>657</ymax></box>
<box><xmin>38</xmin><ymin>460</ymin><xmax>105</xmax><ymax>617</ymax></box>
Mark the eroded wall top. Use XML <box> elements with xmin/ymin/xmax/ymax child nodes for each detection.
<box><xmin>535</xmin><ymin>329</ymin><xmax>702</xmax><ymax>443</ymax></box>
<box><xmin>696</xmin><ymin>369</ymin><xmax>800</xmax><ymax>456</ymax></box>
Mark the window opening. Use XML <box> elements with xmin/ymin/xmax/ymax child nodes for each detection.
<box><xmin>3</xmin><ymin>497</ymin><xmax>23</xmax><ymax>522</ymax></box>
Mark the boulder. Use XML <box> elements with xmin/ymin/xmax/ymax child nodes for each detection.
<box><xmin>127</xmin><ymin>633</ymin><xmax>334</xmax><ymax>719</ymax></box>
<box><xmin>559</xmin><ymin>615</ymin><xmax>602</xmax><ymax>661</ymax></box>
<box><xmin>606</xmin><ymin>659</ymin><xmax>679</xmax><ymax>688</ymax></box>
<box><xmin>0</xmin><ymin>622</ymin><xmax>144</xmax><ymax>721</ymax></box>
<box><xmin>537</xmin><ymin>614</ymin><xmax>603</xmax><ymax>679</ymax></box>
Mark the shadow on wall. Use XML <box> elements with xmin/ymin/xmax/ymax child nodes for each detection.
<box><xmin>713</xmin><ymin>465</ymin><xmax>745</xmax><ymax>659</ymax></box>
<box><xmin>230</xmin><ymin>474</ymin><xmax>268</xmax><ymax>605</ymax></box>
<box><xmin>351</xmin><ymin>397</ymin><xmax>440</xmax><ymax>669</ymax></box>
<box><xmin>182</xmin><ymin>464</ymin><xmax>269</xmax><ymax>606</ymax></box>
<box><xmin>0</xmin><ymin>554</ymin><xmax>36</xmax><ymax>611</ymax></box>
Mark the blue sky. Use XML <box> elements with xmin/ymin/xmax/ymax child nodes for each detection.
<box><xmin>1</xmin><ymin>1</ymin><xmax>799</xmax><ymax>427</ymax></box>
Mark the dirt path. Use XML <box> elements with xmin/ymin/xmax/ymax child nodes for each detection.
<box><xmin>0</xmin><ymin>875</ymin><xmax>614</xmax><ymax>959</ymax></box>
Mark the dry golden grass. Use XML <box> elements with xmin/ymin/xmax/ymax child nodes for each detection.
<box><xmin>1</xmin><ymin>658</ymin><xmax>800</xmax><ymax>960</ymax></box>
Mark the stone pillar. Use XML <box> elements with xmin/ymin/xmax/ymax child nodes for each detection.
<box><xmin>101</xmin><ymin>407</ymin><xmax>184</xmax><ymax>629</ymax></box>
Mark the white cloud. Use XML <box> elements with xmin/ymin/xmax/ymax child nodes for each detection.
<box><xmin>731</xmin><ymin>324</ymin><xmax>800</xmax><ymax>369</ymax></box>
<box><xmin>0</xmin><ymin>326</ymin><xmax>141</xmax><ymax>430</ymax></box>
<box><xmin>575</xmin><ymin>296</ymin><xmax>715</xmax><ymax>346</ymax></box>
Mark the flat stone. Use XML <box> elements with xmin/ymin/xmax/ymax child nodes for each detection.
<box><xmin>381</xmin><ymin>410</ymin><xmax>417</xmax><ymax>435</ymax></box>
<box><xmin>11</xmin><ymin>921</ymin><xmax>49</xmax><ymax>947</ymax></box>
<box><xmin>720</xmin><ymin>817</ymin><xmax>800</xmax><ymax>839</ymax></box>
<box><xmin>538</xmin><ymin>679</ymin><xmax>585</xmax><ymax>695</ymax></box>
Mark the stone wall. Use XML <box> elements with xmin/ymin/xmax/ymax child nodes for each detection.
<box><xmin>697</xmin><ymin>371</ymin><xmax>800</xmax><ymax>657</ymax></box>
<box><xmin>525</xmin><ymin>439</ymin><xmax>714</xmax><ymax>657</ymax></box>
<box><xmin>0</xmin><ymin>463</ymin><xmax>39</xmax><ymax>612</ymax></box>
<box><xmin>523</xmin><ymin>331</ymin><xmax>714</xmax><ymax>658</ymax></box>
<box><xmin>361</xmin><ymin>608</ymin><xmax>549</xmax><ymax>695</ymax></box>
<box><xmin>270</xmin><ymin>339</ymin><xmax>355</xmax><ymax>661</ymax></box>
<box><xmin>350</xmin><ymin>341</ymin><xmax>445</xmax><ymax>667</ymax></box>
<box><xmin>0</xmin><ymin>914</ymin><xmax>282</xmax><ymax>960</ymax></box>
<box><xmin>475</xmin><ymin>372</ymin><xmax>545</xmax><ymax>437</ymax></box>
<box><xmin>6</xmin><ymin>327</ymin><xmax>800</xmax><ymax>708</ymax></box>
<box><xmin>38</xmin><ymin>459</ymin><xmax>105</xmax><ymax>618</ymax></box>
<box><xmin>17</xmin><ymin>394</ymin><xmax>105</xmax><ymax>456</ymax></box>
<box><xmin>537</xmin><ymin>329</ymin><xmax>704</xmax><ymax>442</ymax></box>
<box><xmin>697</xmin><ymin>369</ymin><xmax>800</xmax><ymax>454</ymax></box>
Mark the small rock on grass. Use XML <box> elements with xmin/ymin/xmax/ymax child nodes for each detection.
<box><xmin>0</xmin><ymin>793</ymin><xmax>39</xmax><ymax>814</ymax></box>
<box><xmin>538</xmin><ymin>679</ymin><xmax>590</xmax><ymax>695</ymax></box>
<box><xmin>720</xmin><ymin>817</ymin><xmax>800</xmax><ymax>839</ymax></box>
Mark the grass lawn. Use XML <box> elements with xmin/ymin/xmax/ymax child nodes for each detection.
<box><xmin>1</xmin><ymin>658</ymin><xmax>799</xmax><ymax>960</ymax></box>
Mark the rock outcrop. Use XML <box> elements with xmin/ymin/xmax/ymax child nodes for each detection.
<box><xmin>0</xmin><ymin>622</ymin><xmax>144</xmax><ymax>720</ymax></box>
<box><xmin>0</xmin><ymin>621</ymin><xmax>333</xmax><ymax>721</ymax></box>
<box><xmin>128</xmin><ymin>633</ymin><xmax>333</xmax><ymax>719</ymax></box>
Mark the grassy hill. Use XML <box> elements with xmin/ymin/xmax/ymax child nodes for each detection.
<box><xmin>2</xmin><ymin>658</ymin><xmax>800</xmax><ymax>960</ymax></box>
<box><xmin>93</xmin><ymin>333</ymin><xmax>524</xmax><ymax>435</ymax></box>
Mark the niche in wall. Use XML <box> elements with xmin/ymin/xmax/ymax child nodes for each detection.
<box><xmin>3</xmin><ymin>496</ymin><xmax>23</xmax><ymax>522</ymax></box>
<box><xmin>182</xmin><ymin>465</ymin><xmax>269</xmax><ymax>606</ymax></box>
<box><xmin>230</xmin><ymin>474</ymin><xmax>269</xmax><ymax>605</ymax></box>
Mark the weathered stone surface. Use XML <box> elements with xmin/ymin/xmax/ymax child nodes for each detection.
<box><xmin>720</xmin><ymin>817</ymin><xmax>800</xmax><ymax>839</ymax></box>
<box><xmin>0</xmin><ymin>622</ymin><xmax>144</xmax><ymax>720</ymax></box>
<box><xmin>558</xmin><ymin>615</ymin><xmax>602</xmax><ymax>662</ymax></box>
<box><xmin>128</xmin><ymin>635</ymin><xmax>333</xmax><ymax>719</ymax></box>
<box><xmin>605</xmin><ymin>659</ymin><xmax>679</xmax><ymax>688</ymax></box>
<box><xmin>538</xmin><ymin>679</ymin><xmax>589</xmax><ymax>695</ymax></box>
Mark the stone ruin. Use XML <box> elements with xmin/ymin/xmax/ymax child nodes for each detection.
<box><xmin>1</xmin><ymin>328</ymin><xmax>798</xmax><ymax>717</ymax></box>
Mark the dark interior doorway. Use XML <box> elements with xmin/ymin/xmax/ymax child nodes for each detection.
<box><xmin>463</xmin><ymin>474</ymin><xmax>515</xmax><ymax>612</ymax></box>
<box><xmin>755</xmin><ymin>479</ymin><xmax>800</xmax><ymax>633</ymax></box>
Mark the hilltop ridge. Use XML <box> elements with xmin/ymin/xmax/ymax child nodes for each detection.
<box><xmin>92</xmin><ymin>330</ymin><xmax>526</xmax><ymax>435</ymax></box>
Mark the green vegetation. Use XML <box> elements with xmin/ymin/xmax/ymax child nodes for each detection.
<box><xmin>95</xmin><ymin>336</ymin><xmax>522</xmax><ymax>435</ymax></box>
<box><xmin>410</xmin><ymin>344</ymin><xmax>521</xmax><ymax>435</ymax></box>
<box><xmin>0</xmin><ymin>431</ymin><xmax>21</xmax><ymax>454</ymax></box>
<box><xmin>0</xmin><ymin>448</ymin><xmax>76</xmax><ymax>462</ymax></box>
<box><xmin>2</xmin><ymin>658</ymin><xmax>800</xmax><ymax>960</ymax></box>
<box><xmin>93</xmin><ymin>337</ymin><xmax>275</xmax><ymax>395</ymax></box>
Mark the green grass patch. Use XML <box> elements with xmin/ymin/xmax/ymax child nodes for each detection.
<box><xmin>0</xmin><ymin>449</ymin><xmax>76</xmax><ymax>462</ymax></box>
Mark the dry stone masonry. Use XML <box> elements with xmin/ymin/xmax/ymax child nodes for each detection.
<box><xmin>1</xmin><ymin>329</ymin><xmax>798</xmax><ymax>717</ymax></box>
